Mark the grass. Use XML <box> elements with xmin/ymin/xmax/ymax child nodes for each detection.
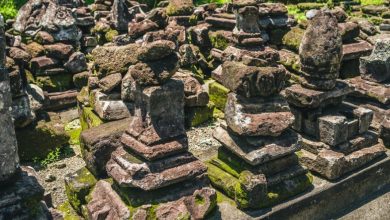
<box><xmin>359</xmin><ymin>0</ymin><xmax>385</xmax><ymax>5</ymax></box>
<box><xmin>195</xmin><ymin>0</ymin><xmax>231</xmax><ymax>5</ymax></box>
<box><xmin>0</xmin><ymin>0</ymin><xmax>18</xmax><ymax>21</ymax></box>
<box><xmin>287</xmin><ymin>4</ymin><xmax>307</xmax><ymax>22</ymax></box>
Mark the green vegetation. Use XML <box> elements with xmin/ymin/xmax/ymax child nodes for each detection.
<box><xmin>359</xmin><ymin>0</ymin><xmax>385</xmax><ymax>5</ymax></box>
<box><xmin>195</xmin><ymin>0</ymin><xmax>230</xmax><ymax>5</ymax></box>
<box><xmin>287</xmin><ymin>5</ymin><xmax>307</xmax><ymax>22</ymax></box>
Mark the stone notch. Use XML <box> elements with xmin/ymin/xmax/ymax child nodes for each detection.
<box><xmin>299</xmin><ymin>10</ymin><xmax>343</xmax><ymax>90</ymax></box>
<box><xmin>0</xmin><ymin>15</ymin><xmax>19</xmax><ymax>183</ymax></box>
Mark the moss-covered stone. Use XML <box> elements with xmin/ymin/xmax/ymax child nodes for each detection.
<box><xmin>369</xmin><ymin>16</ymin><xmax>383</xmax><ymax>25</ymax></box>
<box><xmin>105</xmin><ymin>29</ymin><xmax>119</xmax><ymax>42</ymax></box>
<box><xmin>76</xmin><ymin>87</ymin><xmax>90</xmax><ymax>106</ymax></box>
<box><xmin>79</xmin><ymin>106</ymin><xmax>104</xmax><ymax>131</ymax></box>
<box><xmin>65</xmin><ymin>119</ymin><xmax>82</xmax><ymax>145</ymax></box>
<box><xmin>35</xmin><ymin>74</ymin><xmax>73</xmax><ymax>92</ymax></box>
<box><xmin>382</xmin><ymin>10</ymin><xmax>390</xmax><ymax>19</ymax></box>
<box><xmin>297</xmin><ymin>3</ymin><xmax>325</xmax><ymax>11</ymax></box>
<box><xmin>269</xmin><ymin>28</ymin><xmax>290</xmax><ymax>46</ymax></box>
<box><xmin>207</xmin><ymin>161</ymin><xmax>313</xmax><ymax>209</ymax></box>
<box><xmin>213</xmin><ymin>107</ymin><xmax>224</xmax><ymax>119</ymax></box>
<box><xmin>209</xmin><ymin>81</ymin><xmax>229</xmax><ymax>111</ymax></box>
<box><xmin>209</xmin><ymin>31</ymin><xmax>230</xmax><ymax>50</ymax></box>
<box><xmin>65</xmin><ymin>167</ymin><xmax>97</xmax><ymax>214</ymax></box>
<box><xmin>166</xmin><ymin>0</ymin><xmax>194</xmax><ymax>16</ymax></box>
<box><xmin>15</xmin><ymin>114</ymin><xmax>70</xmax><ymax>161</ymax></box>
<box><xmin>57</xmin><ymin>201</ymin><xmax>82</xmax><ymax>220</ymax></box>
<box><xmin>282</xmin><ymin>27</ymin><xmax>305</xmax><ymax>52</ymax></box>
<box><xmin>184</xmin><ymin>102</ymin><xmax>215</xmax><ymax>128</ymax></box>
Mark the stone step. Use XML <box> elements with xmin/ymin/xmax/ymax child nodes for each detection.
<box><xmin>213</xmin><ymin>126</ymin><xmax>300</xmax><ymax>166</ymax></box>
<box><xmin>121</xmin><ymin>133</ymin><xmax>188</xmax><ymax>161</ymax></box>
<box><xmin>300</xmin><ymin>143</ymin><xmax>387</xmax><ymax>180</ymax></box>
<box><xmin>342</xmin><ymin>40</ymin><xmax>373</xmax><ymax>61</ymax></box>
<box><xmin>106</xmin><ymin>147</ymin><xmax>207</xmax><ymax>191</ymax></box>
<box><xmin>346</xmin><ymin>76</ymin><xmax>390</xmax><ymax>105</ymax></box>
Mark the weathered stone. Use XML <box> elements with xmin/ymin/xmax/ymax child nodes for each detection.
<box><xmin>87</xmin><ymin>180</ymin><xmax>130</xmax><ymax>220</ymax></box>
<box><xmin>44</xmin><ymin>43</ymin><xmax>74</xmax><ymax>60</ymax></box>
<box><xmin>11</xmin><ymin>95</ymin><xmax>36</xmax><ymax>128</ymax></box>
<box><xmin>109</xmin><ymin>0</ymin><xmax>131</xmax><ymax>32</ymax></box>
<box><xmin>25</xmin><ymin>42</ymin><xmax>45</xmax><ymax>58</ymax></box>
<box><xmin>359</xmin><ymin>39</ymin><xmax>390</xmax><ymax>83</ymax></box>
<box><xmin>92</xmin><ymin>91</ymin><xmax>132</xmax><ymax>121</ymax></box>
<box><xmin>380</xmin><ymin>118</ymin><xmax>390</xmax><ymax>147</ymax></box>
<box><xmin>342</xmin><ymin>40</ymin><xmax>373</xmax><ymax>61</ymax></box>
<box><xmin>300</xmin><ymin>143</ymin><xmax>386</xmax><ymax>180</ymax></box>
<box><xmin>221</xmin><ymin>62</ymin><xmax>289</xmax><ymax>98</ymax></box>
<box><xmin>346</xmin><ymin>77</ymin><xmax>390</xmax><ymax>105</ymax></box>
<box><xmin>0</xmin><ymin>167</ymin><xmax>45</xmax><ymax>219</ymax></box>
<box><xmin>15</xmin><ymin>113</ymin><xmax>70</xmax><ymax>161</ymax></box>
<box><xmin>128</xmin><ymin>19</ymin><xmax>159</xmax><ymax>39</ymax></box>
<box><xmin>331</xmin><ymin>6</ymin><xmax>348</xmax><ymax>22</ymax></box>
<box><xmin>30</xmin><ymin>56</ymin><xmax>59</xmax><ymax>73</ymax></box>
<box><xmin>36</xmin><ymin>67</ymin><xmax>67</xmax><ymax>76</ymax></box>
<box><xmin>233</xmin><ymin>5</ymin><xmax>263</xmax><ymax>46</ymax></box>
<box><xmin>173</xmin><ymin>72</ymin><xmax>209</xmax><ymax>107</ymax></box>
<box><xmin>65</xmin><ymin>167</ymin><xmax>97</xmax><ymax>213</ymax></box>
<box><xmin>205</xmin><ymin>16</ymin><xmax>236</xmax><ymax>30</ymax></box>
<box><xmin>220</xmin><ymin>46</ymin><xmax>280</xmax><ymax>65</ymax></box>
<box><xmin>80</xmin><ymin>118</ymin><xmax>131</xmax><ymax>177</ymax></box>
<box><xmin>44</xmin><ymin>90</ymin><xmax>78</xmax><ymax>111</ymax></box>
<box><xmin>285</xmin><ymin>82</ymin><xmax>353</xmax><ymax>108</ymax></box>
<box><xmin>209</xmin><ymin>81</ymin><xmax>229</xmax><ymax>110</ymax></box>
<box><xmin>166</xmin><ymin>0</ymin><xmax>194</xmax><ymax>16</ymax></box>
<box><xmin>73</xmin><ymin>71</ymin><xmax>90</xmax><ymax>89</ymax></box>
<box><xmin>0</xmin><ymin>15</ymin><xmax>20</xmax><ymax>183</ymax></box>
<box><xmin>121</xmin><ymin>133</ymin><xmax>188</xmax><ymax>161</ymax></box>
<box><xmin>318</xmin><ymin>115</ymin><xmax>349</xmax><ymax>146</ymax></box>
<box><xmin>338</xmin><ymin>22</ymin><xmax>360</xmax><ymax>43</ymax></box>
<box><xmin>137</xmin><ymin>40</ymin><xmax>176</xmax><ymax>62</ymax></box>
<box><xmin>34</xmin><ymin>31</ymin><xmax>55</xmax><ymax>44</ymax></box>
<box><xmin>9</xmin><ymin>47</ymin><xmax>31</xmax><ymax>63</ymax></box>
<box><xmin>129</xmin><ymin>54</ymin><xmax>179</xmax><ymax>86</ymax></box>
<box><xmin>98</xmin><ymin>73</ymin><xmax>122</xmax><ymax>93</ymax></box>
<box><xmin>127</xmin><ymin>80</ymin><xmax>185</xmax><ymax>145</ymax></box>
<box><xmin>214</xmin><ymin>127</ymin><xmax>301</xmax><ymax>166</ymax></box>
<box><xmin>35</xmin><ymin>73</ymin><xmax>73</xmax><ymax>92</ymax></box>
<box><xmin>64</xmin><ymin>52</ymin><xmax>88</xmax><ymax>74</ymax></box>
<box><xmin>299</xmin><ymin>10</ymin><xmax>343</xmax><ymax>90</ymax></box>
<box><xmin>91</xmin><ymin>44</ymin><xmax>138</xmax><ymax>75</ymax></box>
<box><xmin>225</xmin><ymin>93</ymin><xmax>294</xmax><ymax>137</ymax></box>
<box><xmin>107</xmin><ymin>147</ymin><xmax>206</xmax><ymax>190</ymax></box>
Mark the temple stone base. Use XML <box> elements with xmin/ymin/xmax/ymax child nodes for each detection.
<box><xmin>207</xmin><ymin>152</ymin><xmax>390</xmax><ymax>219</ymax></box>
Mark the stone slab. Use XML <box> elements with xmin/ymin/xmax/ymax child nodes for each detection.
<box><xmin>213</xmin><ymin>126</ymin><xmax>301</xmax><ymax>166</ymax></box>
<box><xmin>285</xmin><ymin>81</ymin><xmax>353</xmax><ymax>109</ymax></box>
<box><xmin>208</xmin><ymin>152</ymin><xmax>390</xmax><ymax>219</ymax></box>
<box><xmin>346</xmin><ymin>76</ymin><xmax>390</xmax><ymax>105</ymax></box>
<box><xmin>342</xmin><ymin>40</ymin><xmax>373</xmax><ymax>61</ymax></box>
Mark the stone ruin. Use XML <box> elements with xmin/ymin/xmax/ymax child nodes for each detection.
<box><xmin>0</xmin><ymin>15</ymin><xmax>47</xmax><ymax>219</ymax></box>
<box><xmin>0</xmin><ymin>0</ymin><xmax>389</xmax><ymax>219</ymax></box>
<box><xmin>205</xmin><ymin>1</ymin><xmax>312</xmax><ymax>209</ymax></box>
<box><xmin>285</xmin><ymin>10</ymin><xmax>387</xmax><ymax>180</ymax></box>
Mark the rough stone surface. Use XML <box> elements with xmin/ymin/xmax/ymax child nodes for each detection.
<box><xmin>360</xmin><ymin>39</ymin><xmax>390</xmax><ymax>83</ymax></box>
<box><xmin>0</xmin><ymin>16</ymin><xmax>20</xmax><ymax>183</ymax></box>
<box><xmin>87</xmin><ymin>180</ymin><xmax>130</xmax><ymax>220</ymax></box>
<box><xmin>98</xmin><ymin>73</ymin><xmax>122</xmax><ymax>93</ymax></box>
<box><xmin>64</xmin><ymin>52</ymin><xmax>88</xmax><ymax>74</ymax></box>
<box><xmin>299</xmin><ymin>10</ymin><xmax>343</xmax><ymax>90</ymax></box>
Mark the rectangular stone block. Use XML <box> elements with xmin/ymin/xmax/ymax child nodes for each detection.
<box><xmin>318</xmin><ymin>115</ymin><xmax>349</xmax><ymax>146</ymax></box>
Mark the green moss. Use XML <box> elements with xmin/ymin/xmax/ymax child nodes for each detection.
<box><xmin>207</xmin><ymin>163</ymin><xmax>239</xmax><ymax>201</ymax></box>
<box><xmin>368</xmin><ymin>16</ymin><xmax>383</xmax><ymax>25</ymax></box>
<box><xmin>184</xmin><ymin>103</ymin><xmax>215</xmax><ymax>128</ymax></box>
<box><xmin>35</xmin><ymin>74</ymin><xmax>73</xmax><ymax>92</ymax></box>
<box><xmin>65</xmin><ymin>119</ymin><xmax>82</xmax><ymax>145</ymax></box>
<box><xmin>209</xmin><ymin>82</ymin><xmax>229</xmax><ymax>111</ymax></box>
<box><xmin>297</xmin><ymin>3</ymin><xmax>325</xmax><ymax>11</ymax></box>
<box><xmin>166</xmin><ymin>2</ymin><xmax>194</xmax><ymax>16</ymax></box>
<box><xmin>282</xmin><ymin>27</ymin><xmax>305</xmax><ymax>53</ymax></box>
<box><xmin>195</xmin><ymin>194</ymin><xmax>206</xmax><ymax>205</ymax></box>
<box><xmin>105</xmin><ymin>29</ymin><xmax>119</xmax><ymax>42</ymax></box>
<box><xmin>209</xmin><ymin>31</ymin><xmax>230</xmax><ymax>50</ymax></box>
<box><xmin>295</xmin><ymin>150</ymin><xmax>304</xmax><ymax>158</ymax></box>
<box><xmin>65</xmin><ymin>167</ymin><xmax>97</xmax><ymax>214</ymax></box>
<box><xmin>80</xmin><ymin>107</ymin><xmax>104</xmax><ymax>131</ymax></box>
<box><xmin>213</xmin><ymin>107</ymin><xmax>224</xmax><ymax>119</ymax></box>
<box><xmin>58</xmin><ymin>201</ymin><xmax>82</xmax><ymax>220</ymax></box>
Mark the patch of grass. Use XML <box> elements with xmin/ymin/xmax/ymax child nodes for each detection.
<box><xmin>287</xmin><ymin>5</ymin><xmax>307</xmax><ymax>22</ymax></box>
<box><xmin>359</xmin><ymin>0</ymin><xmax>385</xmax><ymax>6</ymax></box>
<box><xmin>195</xmin><ymin>0</ymin><xmax>230</xmax><ymax>6</ymax></box>
<box><xmin>0</xmin><ymin>0</ymin><xmax>18</xmax><ymax>21</ymax></box>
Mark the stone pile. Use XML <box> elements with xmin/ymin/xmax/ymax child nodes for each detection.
<box><xmin>285</xmin><ymin>10</ymin><xmax>387</xmax><ymax>180</ymax></box>
<box><xmin>81</xmin><ymin>40</ymin><xmax>217</xmax><ymax>219</ymax></box>
<box><xmin>5</xmin><ymin>0</ymin><xmax>91</xmax><ymax>113</ymax></box>
<box><xmin>205</xmin><ymin>2</ymin><xmax>312</xmax><ymax>209</ymax></box>
<box><xmin>346</xmin><ymin>38</ymin><xmax>390</xmax><ymax>147</ymax></box>
<box><xmin>0</xmin><ymin>14</ymin><xmax>47</xmax><ymax>219</ymax></box>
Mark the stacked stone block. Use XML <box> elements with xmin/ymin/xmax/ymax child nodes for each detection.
<box><xmin>285</xmin><ymin>10</ymin><xmax>387</xmax><ymax>180</ymax></box>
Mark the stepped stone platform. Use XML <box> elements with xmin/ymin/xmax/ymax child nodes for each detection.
<box><xmin>206</xmin><ymin>151</ymin><xmax>390</xmax><ymax>220</ymax></box>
